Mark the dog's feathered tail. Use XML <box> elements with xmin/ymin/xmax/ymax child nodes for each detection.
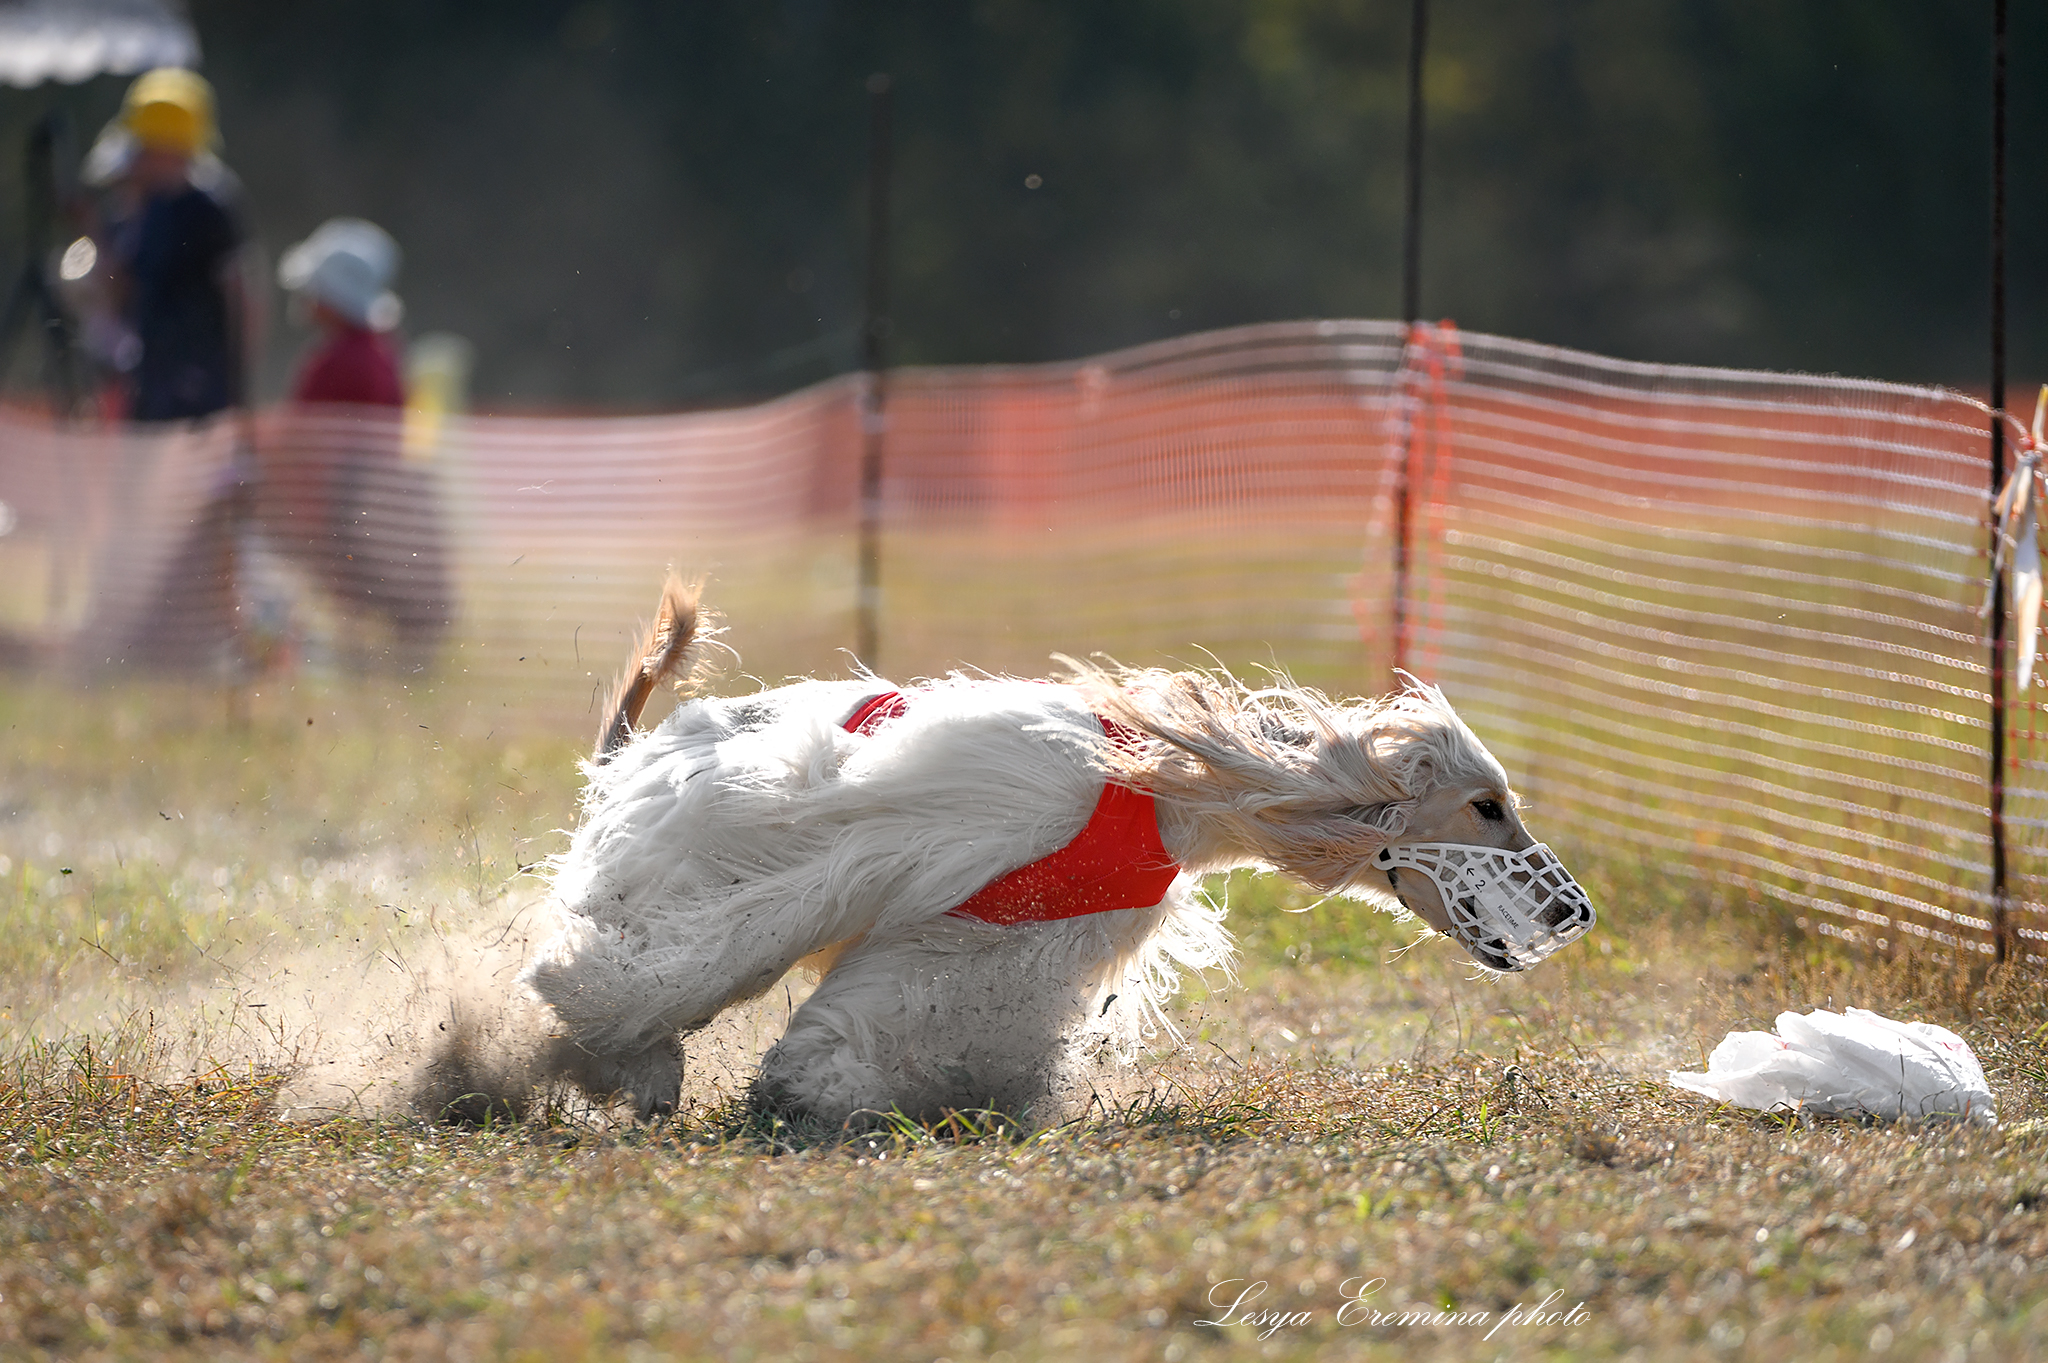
<box><xmin>594</xmin><ymin>575</ymin><xmax>716</xmax><ymax>762</ymax></box>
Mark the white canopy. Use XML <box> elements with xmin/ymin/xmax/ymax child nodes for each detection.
<box><xmin>0</xmin><ymin>0</ymin><xmax>198</xmax><ymax>88</ymax></box>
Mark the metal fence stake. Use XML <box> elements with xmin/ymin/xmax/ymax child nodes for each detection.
<box><xmin>1989</xmin><ymin>0</ymin><xmax>2011</xmax><ymax>965</ymax></box>
<box><xmin>1393</xmin><ymin>0</ymin><xmax>1428</xmax><ymax>676</ymax></box>
<box><xmin>857</xmin><ymin>73</ymin><xmax>893</xmax><ymax>669</ymax></box>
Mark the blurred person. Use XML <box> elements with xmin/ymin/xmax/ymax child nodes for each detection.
<box><xmin>107</xmin><ymin>67</ymin><xmax>247</xmax><ymax>423</ymax></box>
<box><xmin>281</xmin><ymin>218</ymin><xmax>405</xmax><ymax>406</ymax></box>
<box><xmin>273</xmin><ymin>218</ymin><xmax>450</xmax><ymax>663</ymax></box>
<box><xmin>69</xmin><ymin>77</ymin><xmax>249</xmax><ymax>413</ymax></box>
<box><xmin>93</xmin><ymin>68</ymin><xmax>263</xmax><ymax>679</ymax></box>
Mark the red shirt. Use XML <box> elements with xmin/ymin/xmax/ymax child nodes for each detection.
<box><xmin>291</xmin><ymin>324</ymin><xmax>405</xmax><ymax>407</ymax></box>
<box><xmin>842</xmin><ymin>690</ymin><xmax>1181</xmax><ymax>925</ymax></box>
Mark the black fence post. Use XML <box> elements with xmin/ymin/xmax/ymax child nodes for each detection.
<box><xmin>0</xmin><ymin>112</ymin><xmax>83</xmax><ymax>418</ymax></box>
<box><xmin>1989</xmin><ymin>0</ymin><xmax>2011</xmax><ymax>965</ymax></box>
<box><xmin>856</xmin><ymin>73</ymin><xmax>893</xmax><ymax>669</ymax></box>
<box><xmin>1392</xmin><ymin>0</ymin><xmax>1428</xmax><ymax>677</ymax></box>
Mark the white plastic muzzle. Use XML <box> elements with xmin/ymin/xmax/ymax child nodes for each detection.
<box><xmin>1371</xmin><ymin>841</ymin><xmax>1596</xmax><ymax>971</ymax></box>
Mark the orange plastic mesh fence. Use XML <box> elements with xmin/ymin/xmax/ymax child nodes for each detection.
<box><xmin>0</xmin><ymin>319</ymin><xmax>2026</xmax><ymax>956</ymax></box>
<box><xmin>1390</xmin><ymin>327</ymin><xmax>2005</xmax><ymax>960</ymax></box>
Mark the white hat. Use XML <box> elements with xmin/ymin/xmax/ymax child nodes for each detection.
<box><xmin>279</xmin><ymin>217</ymin><xmax>403</xmax><ymax>330</ymax></box>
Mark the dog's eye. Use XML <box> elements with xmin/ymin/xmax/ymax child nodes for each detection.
<box><xmin>1473</xmin><ymin>799</ymin><xmax>1506</xmax><ymax>823</ymax></box>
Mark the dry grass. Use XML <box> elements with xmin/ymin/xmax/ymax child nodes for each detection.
<box><xmin>4</xmin><ymin>679</ymin><xmax>2048</xmax><ymax>1361</ymax></box>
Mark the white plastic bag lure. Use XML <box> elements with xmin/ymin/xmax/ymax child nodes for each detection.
<box><xmin>1669</xmin><ymin>1008</ymin><xmax>1997</xmax><ymax>1127</ymax></box>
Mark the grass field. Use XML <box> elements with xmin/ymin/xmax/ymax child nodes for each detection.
<box><xmin>5</xmin><ymin>677</ymin><xmax>2048</xmax><ymax>1361</ymax></box>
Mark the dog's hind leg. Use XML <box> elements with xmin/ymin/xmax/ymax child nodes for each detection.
<box><xmin>526</xmin><ymin>898</ymin><xmax>873</xmax><ymax>1121</ymax></box>
<box><xmin>543</xmin><ymin>1029</ymin><xmax>683</xmax><ymax>1122</ymax></box>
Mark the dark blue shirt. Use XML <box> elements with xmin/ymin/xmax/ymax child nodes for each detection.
<box><xmin>122</xmin><ymin>183</ymin><xmax>242</xmax><ymax>422</ymax></box>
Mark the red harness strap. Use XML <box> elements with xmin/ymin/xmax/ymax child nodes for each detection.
<box><xmin>842</xmin><ymin>689</ymin><xmax>1181</xmax><ymax>925</ymax></box>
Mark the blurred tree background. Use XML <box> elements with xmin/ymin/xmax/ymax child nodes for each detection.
<box><xmin>2</xmin><ymin>0</ymin><xmax>2043</xmax><ymax>408</ymax></box>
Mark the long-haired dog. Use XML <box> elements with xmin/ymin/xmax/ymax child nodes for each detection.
<box><xmin>521</xmin><ymin>579</ymin><xmax>1595</xmax><ymax>1126</ymax></box>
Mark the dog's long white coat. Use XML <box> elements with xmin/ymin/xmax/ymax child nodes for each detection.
<box><xmin>525</xmin><ymin>675</ymin><xmax>1230</xmax><ymax>1120</ymax></box>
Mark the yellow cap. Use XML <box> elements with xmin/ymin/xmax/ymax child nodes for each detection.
<box><xmin>121</xmin><ymin>67</ymin><xmax>217</xmax><ymax>156</ymax></box>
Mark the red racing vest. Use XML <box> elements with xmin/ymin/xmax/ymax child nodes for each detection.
<box><xmin>842</xmin><ymin>689</ymin><xmax>1181</xmax><ymax>926</ymax></box>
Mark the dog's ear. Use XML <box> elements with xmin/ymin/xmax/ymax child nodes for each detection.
<box><xmin>1254</xmin><ymin>799</ymin><xmax>1414</xmax><ymax>890</ymax></box>
<box><xmin>1338</xmin><ymin>801</ymin><xmax>1411</xmax><ymax>840</ymax></box>
<box><xmin>1257</xmin><ymin>713</ymin><xmax>1316</xmax><ymax>750</ymax></box>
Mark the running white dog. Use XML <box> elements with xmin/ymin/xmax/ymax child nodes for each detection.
<box><xmin>521</xmin><ymin>580</ymin><xmax>1595</xmax><ymax>1125</ymax></box>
